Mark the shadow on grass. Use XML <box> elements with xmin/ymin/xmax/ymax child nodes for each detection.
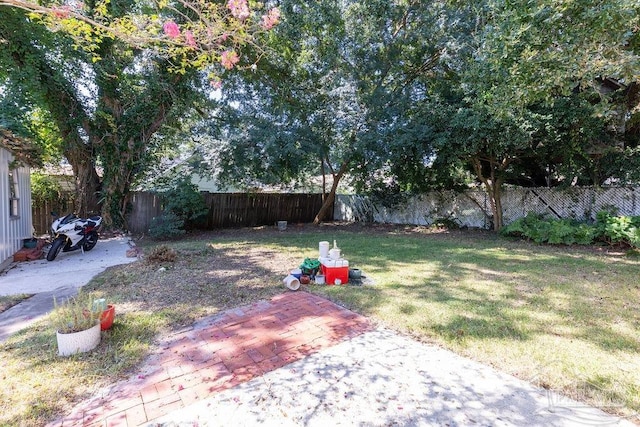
<box><xmin>0</xmin><ymin>308</ymin><xmax>177</xmax><ymax>425</ymax></box>
<box><xmin>284</xmin><ymin>232</ymin><xmax>639</xmax><ymax>348</ymax></box>
<box><xmin>25</xmin><ymin>226</ymin><xmax>634</xmax><ymax>422</ymax></box>
<box><xmin>123</xmin><ymin>229</ymin><xmax>640</xmax><ymax>416</ymax></box>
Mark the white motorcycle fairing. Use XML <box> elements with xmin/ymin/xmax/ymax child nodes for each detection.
<box><xmin>47</xmin><ymin>213</ymin><xmax>103</xmax><ymax>261</ymax></box>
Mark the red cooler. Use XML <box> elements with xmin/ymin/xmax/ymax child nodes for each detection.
<box><xmin>321</xmin><ymin>264</ymin><xmax>349</xmax><ymax>285</ymax></box>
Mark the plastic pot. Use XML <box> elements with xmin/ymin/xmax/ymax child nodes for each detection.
<box><xmin>100</xmin><ymin>305</ymin><xmax>115</xmax><ymax>330</ymax></box>
<box><xmin>57</xmin><ymin>323</ymin><xmax>101</xmax><ymax>356</ymax></box>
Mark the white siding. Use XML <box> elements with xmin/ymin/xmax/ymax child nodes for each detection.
<box><xmin>0</xmin><ymin>147</ymin><xmax>33</xmax><ymax>268</ymax></box>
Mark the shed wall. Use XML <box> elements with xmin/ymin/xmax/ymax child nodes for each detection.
<box><xmin>0</xmin><ymin>147</ymin><xmax>33</xmax><ymax>269</ymax></box>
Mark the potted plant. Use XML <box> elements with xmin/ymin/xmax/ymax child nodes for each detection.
<box><xmin>52</xmin><ymin>292</ymin><xmax>102</xmax><ymax>356</ymax></box>
<box><xmin>92</xmin><ymin>298</ymin><xmax>116</xmax><ymax>330</ymax></box>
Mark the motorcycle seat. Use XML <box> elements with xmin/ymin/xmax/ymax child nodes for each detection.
<box><xmin>89</xmin><ymin>216</ymin><xmax>101</xmax><ymax>221</ymax></box>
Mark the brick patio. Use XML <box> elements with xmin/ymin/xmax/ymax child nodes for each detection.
<box><xmin>48</xmin><ymin>291</ymin><xmax>373</xmax><ymax>426</ymax></box>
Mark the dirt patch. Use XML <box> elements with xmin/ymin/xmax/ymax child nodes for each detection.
<box><xmin>87</xmin><ymin>240</ymin><xmax>303</xmax><ymax>328</ymax></box>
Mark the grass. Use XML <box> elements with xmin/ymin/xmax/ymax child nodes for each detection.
<box><xmin>0</xmin><ymin>306</ymin><xmax>174</xmax><ymax>426</ymax></box>
<box><xmin>0</xmin><ymin>223</ymin><xmax>639</xmax><ymax>425</ymax></box>
<box><xmin>309</xmin><ymin>226</ymin><xmax>640</xmax><ymax>420</ymax></box>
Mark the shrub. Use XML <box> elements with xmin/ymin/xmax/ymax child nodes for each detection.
<box><xmin>573</xmin><ymin>223</ymin><xmax>599</xmax><ymax>245</ymax></box>
<box><xmin>501</xmin><ymin>213</ymin><xmax>593</xmax><ymax>245</ymax></box>
<box><xmin>502</xmin><ymin>211</ymin><xmax>640</xmax><ymax>249</ymax></box>
<box><xmin>595</xmin><ymin>211</ymin><xmax>640</xmax><ymax>248</ymax></box>
<box><xmin>31</xmin><ymin>172</ymin><xmax>64</xmax><ymax>204</ymax></box>
<box><xmin>161</xmin><ymin>179</ymin><xmax>208</xmax><ymax>229</ymax></box>
<box><xmin>501</xmin><ymin>213</ymin><xmax>555</xmax><ymax>244</ymax></box>
<box><xmin>432</xmin><ymin>216</ymin><xmax>461</xmax><ymax>230</ymax></box>
<box><xmin>148</xmin><ymin>212</ymin><xmax>185</xmax><ymax>240</ymax></box>
<box><xmin>149</xmin><ymin>179</ymin><xmax>208</xmax><ymax>238</ymax></box>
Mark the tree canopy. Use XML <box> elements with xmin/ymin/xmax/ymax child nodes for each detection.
<box><xmin>206</xmin><ymin>0</ymin><xmax>639</xmax><ymax>229</ymax></box>
<box><xmin>1</xmin><ymin>0</ymin><xmax>278</xmax><ymax>226</ymax></box>
<box><xmin>2</xmin><ymin>0</ymin><xmax>640</xmax><ymax>231</ymax></box>
<box><xmin>1</xmin><ymin>0</ymin><xmax>280</xmax><ymax>76</ymax></box>
<box><xmin>211</xmin><ymin>0</ymin><xmax>455</xmax><ymax>222</ymax></box>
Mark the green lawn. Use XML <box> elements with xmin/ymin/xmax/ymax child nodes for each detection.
<box><xmin>240</xmin><ymin>225</ymin><xmax>640</xmax><ymax>419</ymax></box>
<box><xmin>0</xmin><ymin>224</ymin><xmax>638</xmax><ymax>425</ymax></box>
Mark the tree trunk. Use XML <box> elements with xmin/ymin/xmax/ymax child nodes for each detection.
<box><xmin>64</xmin><ymin>143</ymin><xmax>101</xmax><ymax>216</ymax></box>
<box><xmin>314</xmin><ymin>187</ymin><xmax>336</xmax><ymax>225</ymax></box>
<box><xmin>99</xmin><ymin>143</ymin><xmax>134</xmax><ymax>229</ymax></box>
<box><xmin>97</xmin><ymin>125</ymin><xmax>137</xmax><ymax>228</ymax></box>
<box><xmin>96</xmin><ymin>93</ymin><xmax>171</xmax><ymax>228</ymax></box>
<box><xmin>471</xmin><ymin>156</ymin><xmax>506</xmax><ymax>231</ymax></box>
<box><xmin>491</xmin><ymin>180</ymin><xmax>504</xmax><ymax>231</ymax></box>
<box><xmin>314</xmin><ymin>161</ymin><xmax>348</xmax><ymax>224</ymax></box>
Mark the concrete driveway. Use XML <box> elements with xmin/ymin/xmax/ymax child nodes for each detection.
<box><xmin>0</xmin><ymin>237</ymin><xmax>138</xmax><ymax>342</ymax></box>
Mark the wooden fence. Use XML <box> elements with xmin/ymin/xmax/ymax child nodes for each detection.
<box><xmin>31</xmin><ymin>195</ymin><xmax>75</xmax><ymax>235</ymax></box>
<box><xmin>126</xmin><ymin>192</ymin><xmax>329</xmax><ymax>234</ymax></box>
<box><xmin>126</xmin><ymin>192</ymin><xmax>163</xmax><ymax>234</ymax></box>
<box><xmin>33</xmin><ymin>191</ymin><xmax>329</xmax><ymax>234</ymax></box>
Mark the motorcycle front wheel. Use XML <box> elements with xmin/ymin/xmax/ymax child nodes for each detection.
<box><xmin>47</xmin><ymin>237</ymin><xmax>66</xmax><ymax>261</ymax></box>
<box><xmin>83</xmin><ymin>232</ymin><xmax>98</xmax><ymax>251</ymax></box>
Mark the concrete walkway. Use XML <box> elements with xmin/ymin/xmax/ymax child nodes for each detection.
<box><xmin>0</xmin><ymin>237</ymin><xmax>137</xmax><ymax>342</ymax></box>
<box><xmin>47</xmin><ymin>292</ymin><xmax>636</xmax><ymax>427</ymax></box>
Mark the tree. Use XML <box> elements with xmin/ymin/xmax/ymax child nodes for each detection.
<box><xmin>462</xmin><ymin>1</ymin><xmax>639</xmax><ymax>229</ymax></box>
<box><xmin>395</xmin><ymin>1</ymin><xmax>640</xmax><ymax>231</ymax></box>
<box><xmin>0</xmin><ymin>0</ymin><xmax>280</xmax><ymax>76</ymax></box>
<box><xmin>211</xmin><ymin>0</ymin><xmax>449</xmax><ymax>223</ymax></box>
<box><xmin>422</xmin><ymin>92</ymin><xmax>631</xmax><ymax>230</ymax></box>
<box><xmin>517</xmin><ymin>95</ymin><xmax>616</xmax><ymax>188</ymax></box>
<box><xmin>1</xmin><ymin>0</ymin><xmax>279</xmax><ymax>227</ymax></box>
<box><xmin>1</xmin><ymin>8</ymin><xmax>103</xmax><ymax>214</ymax></box>
<box><xmin>461</xmin><ymin>0</ymin><xmax>640</xmax><ymax>111</ymax></box>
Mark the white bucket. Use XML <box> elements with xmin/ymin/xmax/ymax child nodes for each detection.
<box><xmin>283</xmin><ymin>275</ymin><xmax>300</xmax><ymax>291</ymax></box>
<box><xmin>315</xmin><ymin>274</ymin><xmax>325</xmax><ymax>285</ymax></box>
<box><xmin>329</xmin><ymin>248</ymin><xmax>341</xmax><ymax>260</ymax></box>
<box><xmin>319</xmin><ymin>241</ymin><xmax>330</xmax><ymax>258</ymax></box>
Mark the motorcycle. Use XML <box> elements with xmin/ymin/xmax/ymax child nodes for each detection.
<box><xmin>47</xmin><ymin>212</ymin><xmax>103</xmax><ymax>261</ymax></box>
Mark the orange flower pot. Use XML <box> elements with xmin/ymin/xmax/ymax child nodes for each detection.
<box><xmin>100</xmin><ymin>305</ymin><xmax>115</xmax><ymax>330</ymax></box>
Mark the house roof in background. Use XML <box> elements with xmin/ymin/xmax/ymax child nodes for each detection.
<box><xmin>38</xmin><ymin>163</ymin><xmax>103</xmax><ymax>177</ymax></box>
<box><xmin>0</xmin><ymin>129</ymin><xmax>42</xmax><ymax>167</ymax></box>
<box><xmin>41</xmin><ymin>163</ymin><xmax>75</xmax><ymax>176</ymax></box>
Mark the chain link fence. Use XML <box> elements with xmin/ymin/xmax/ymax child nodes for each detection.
<box><xmin>335</xmin><ymin>187</ymin><xmax>640</xmax><ymax>229</ymax></box>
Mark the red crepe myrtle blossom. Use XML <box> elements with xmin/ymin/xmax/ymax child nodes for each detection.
<box><xmin>52</xmin><ymin>6</ymin><xmax>70</xmax><ymax>19</ymax></box>
<box><xmin>261</xmin><ymin>8</ymin><xmax>280</xmax><ymax>30</ymax></box>
<box><xmin>227</xmin><ymin>0</ymin><xmax>250</xmax><ymax>20</ymax></box>
<box><xmin>220</xmin><ymin>50</ymin><xmax>239</xmax><ymax>69</ymax></box>
<box><xmin>184</xmin><ymin>30</ymin><xmax>196</xmax><ymax>47</ymax></box>
<box><xmin>163</xmin><ymin>21</ymin><xmax>181</xmax><ymax>38</ymax></box>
